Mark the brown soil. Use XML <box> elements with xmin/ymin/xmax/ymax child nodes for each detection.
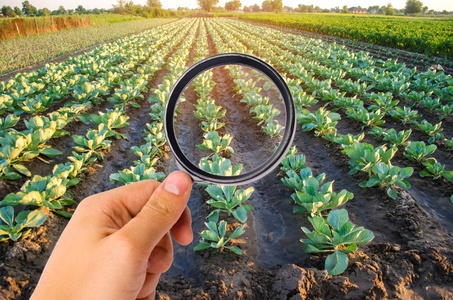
<box><xmin>1</xmin><ymin>18</ymin><xmax>453</xmax><ymax>300</ymax></box>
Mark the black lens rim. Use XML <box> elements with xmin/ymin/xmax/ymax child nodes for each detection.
<box><xmin>164</xmin><ymin>53</ymin><xmax>296</xmax><ymax>185</ymax></box>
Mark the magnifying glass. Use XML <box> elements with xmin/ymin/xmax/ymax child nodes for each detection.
<box><xmin>164</xmin><ymin>53</ymin><xmax>296</xmax><ymax>186</ymax></box>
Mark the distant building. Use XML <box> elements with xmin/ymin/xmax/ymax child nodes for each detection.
<box><xmin>348</xmin><ymin>7</ymin><xmax>367</xmax><ymax>14</ymax></box>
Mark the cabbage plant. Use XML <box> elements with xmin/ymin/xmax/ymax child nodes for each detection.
<box><xmin>301</xmin><ymin>209</ymin><xmax>374</xmax><ymax>275</ymax></box>
<box><xmin>0</xmin><ymin>207</ymin><xmax>46</xmax><ymax>242</ymax></box>
<box><xmin>205</xmin><ymin>185</ymin><xmax>254</xmax><ymax>223</ymax></box>
<box><xmin>193</xmin><ymin>211</ymin><xmax>246</xmax><ymax>255</ymax></box>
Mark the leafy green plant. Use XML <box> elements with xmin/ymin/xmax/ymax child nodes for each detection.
<box><xmin>329</xmin><ymin>133</ymin><xmax>365</xmax><ymax>146</ymax></box>
<box><xmin>297</xmin><ymin>107</ymin><xmax>340</xmax><ymax>137</ymax></box>
<box><xmin>72</xmin><ymin>81</ymin><xmax>109</xmax><ymax>105</ymax></box>
<box><xmin>193</xmin><ymin>211</ymin><xmax>246</xmax><ymax>255</ymax></box>
<box><xmin>281</xmin><ymin>154</ymin><xmax>306</xmax><ymax>173</ymax></box>
<box><xmin>199</xmin><ymin>155</ymin><xmax>243</xmax><ymax>177</ymax></box>
<box><xmin>0</xmin><ymin>132</ymin><xmax>36</xmax><ymax>179</ymax></box>
<box><xmin>200</xmin><ymin>119</ymin><xmax>225</xmax><ymax>132</ymax></box>
<box><xmin>1</xmin><ymin>173</ymin><xmax>76</xmax><ymax>209</ymax></box>
<box><xmin>263</xmin><ymin>121</ymin><xmax>284</xmax><ymax>138</ymax></box>
<box><xmin>197</xmin><ymin>131</ymin><xmax>233</xmax><ymax>155</ymax></box>
<box><xmin>292</xmin><ymin>177</ymin><xmax>354</xmax><ymax>216</ymax></box>
<box><xmin>205</xmin><ymin>185</ymin><xmax>254</xmax><ymax>223</ymax></box>
<box><xmin>107</xmin><ymin>85</ymin><xmax>144</xmax><ymax>108</ymax></box>
<box><xmin>360</xmin><ymin>162</ymin><xmax>413</xmax><ymax>199</ymax></box>
<box><xmin>404</xmin><ymin>141</ymin><xmax>436</xmax><ymax>162</ymax></box>
<box><xmin>332</xmin><ymin>95</ymin><xmax>364</xmax><ymax>109</ymax></box>
<box><xmin>414</xmin><ymin>120</ymin><xmax>444</xmax><ymax>144</ymax></box>
<box><xmin>21</xmin><ymin>94</ymin><xmax>54</xmax><ymax>114</ymax></box>
<box><xmin>342</xmin><ymin>142</ymin><xmax>396</xmax><ymax>177</ymax></box>
<box><xmin>301</xmin><ymin>209</ymin><xmax>374</xmax><ymax>275</ymax></box>
<box><xmin>240</xmin><ymin>90</ymin><xmax>269</xmax><ymax>107</ymax></box>
<box><xmin>282</xmin><ymin>168</ymin><xmax>325</xmax><ymax>191</ymax></box>
<box><xmin>0</xmin><ymin>114</ymin><xmax>20</xmax><ymax>131</ymax></box>
<box><xmin>367</xmin><ymin>92</ymin><xmax>399</xmax><ymax>114</ymax></box>
<box><xmin>437</xmin><ymin>104</ymin><xmax>453</xmax><ymax>121</ymax></box>
<box><xmin>144</xmin><ymin>122</ymin><xmax>166</xmax><ymax>151</ymax></box>
<box><xmin>421</xmin><ymin>97</ymin><xmax>441</xmax><ymax>110</ymax></box>
<box><xmin>420</xmin><ymin>158</ymin><xmax>453</xmax><ymax>182</ymax></box>
<box><xmin>194</xmin><ymin>99</ymin><xmax>226</xmax><ymax>122</ymax></box>
<box><xmin>78</xmin><ymin>108</ymin><xmax>130</xmax><ymax>139</ymax></box>
<box><xmin>250</xmin><ymin>104</ymin><xmax>281</xmax><ymax>125</ymax></box>
<box><xmin>382</xmin><ymin>128</ymin><xmax>412</xmax><ymax>147</ymax></box>
<box><xmin>292</xmin><ymin>89</ymin><xmax>317</xmax><ymax>107</ymax></box>
<box><xmin>368</xmin><ymin>126</ymin><xmax>386</xmax><ymax>138</ymax></box>
<box><xmin>346</xmin><ymin>107</ymin><xmax>385</xmax><ymax>128</ymax></box>
<box><xmin>0</xmin><ymin>207</ymin><xmax>46</xmax><ymax>242</ymax></box>
<box><xmin>388</xmin><ymin>106</ymin><xmax>421</xmax><ymax>125</ymax></box>
<box><xmin>73</xmin><ymin>125</ymin><xmax>112</xmax><ymax>161</ymax></box>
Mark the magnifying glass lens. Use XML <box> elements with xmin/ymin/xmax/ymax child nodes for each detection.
<box><xmin>165</xmin><ymin>53</ymin><xmax>295</xmax><ymax>186</ymax></box>
<box><xmin>174</xmin><ymin>65</ymin><xmax>286</xmax><ymax>177</ymax></box>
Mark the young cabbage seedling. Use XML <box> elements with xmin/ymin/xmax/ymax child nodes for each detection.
<box><xmin>194</xmin><ymin>210</ymin><xmax>246</xmax><ymax>255</ymax></box>
<box><xmin>205</xmin><ymin>185</ymin><xmax>254</xmax><ymax>223</ymax></box>
<box><xmin>360</xmin><ymin>162</ymin><xmax>413</xmax><ymax>199</ymax></box>
<box><xmin>0</xmin><ymin>207</ymin><xmax>46</xmax><ymax>242</ymax></box>
<box><xmin>301</xmin><ymin>209</ymin><xmax>374</xmax><ymax>275</ymax></box>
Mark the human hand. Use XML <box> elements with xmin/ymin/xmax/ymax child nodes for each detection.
<box><xmin>31</xmin><ymin>171</ymin><xmax>193</xmax><ymax>300</ymax></box>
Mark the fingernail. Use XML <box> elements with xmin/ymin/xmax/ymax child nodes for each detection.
<box><xmin>163</xmin><ymin>172</ymin><xmax>190</xmax><ymax>196</ymax></box>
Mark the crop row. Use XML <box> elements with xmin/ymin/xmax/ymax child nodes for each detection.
<box><xmin>0</xmin><ymin>18</ymin><xmax>177</xmax><ymax>74</ymax></box>
<box><xmin>214</xmin><ymin>19</ymin><xmax>453</xmax><ymax>201</ymax></box>
<box><xmin>231</xmin><ymin>13</ymin><xmax>453</xmax><ymax>60</ymax></box>
<box><xmin>191</xmin><ymin>20</ymin><xmax>251</xmax><ymax>255</ymax></box>
<box><xmin>0</xmin><ymin>18</ymin><xmax>196</xmax><ymax>242</ymax></box>
<box><xmin>0</xmin><ymin>20</ymin><xmax>190</xmax><ymax>181</ymax></box>
<box><xmin>206</xmin><ymin>18</ymin><xmax>375</xmax><ymax>275</ymax></box>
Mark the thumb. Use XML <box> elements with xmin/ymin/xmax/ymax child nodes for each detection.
<box><xmin>119</xmin><ymin>171</ymin><xmax>192</xmax><ymax>252</ymax></box>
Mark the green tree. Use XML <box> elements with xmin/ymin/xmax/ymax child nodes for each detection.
<box><xmin>147</xmin><ymin>0</ymin><xmax>162</xmax><ymax>8</ymax></box>
<box><xmin>57</xmin><ymin>5</ymin><xmax>66</xmax><ymax>15</ymax></box>
<box><xmin>1</xmin><ymin>5</ymin><xmax>16</xmax><ymax>17</ymax></box>
<box><xmin>22</xmin><ymin>1</ymin><xmax>38</xmax><ymax>16</ymax></box>
<box><xmin>385</xmin><ymin>3</ymin><xmax>394</xmax><ymax>15</ymax></box>
<box><xmin>252</xmin><ymin>4</ymin><xmax>260</xmax><ymax>12</ymax></box>
<box><xmin>225</xmin><ymin>0</ymin><xmax>241</xmax><ymax>11</ymax></box>
<box><xmin>270</xmin><ymin>0</ymin><xmax>282</xmax><ymax>12</ymax></box>
<box><xmin>262</xmin><ymin>0</ymin><xmax>272</xmax><ymax>12</ymax></box>
<box><xmin>38</xmin><ymin>7</ymin><xmax>51</xmax><ymax>16</ymax></box>
<box><xmin>243</xmin><ymin>5</ymin><xmax>250</xmax><ymax>12</ymax></box>
<box><xmin>198</xmin><ymin>0</ymin><xmax>219</xmax><ymax>12</ymax></box>
<box><xmin>405</xmin><ymin>0</ymin><xmax>423</xmax><ymax>14</ymax></box>
<box><xmin>14</xmin><ymin>6</ymin><xmax>23</xmax><ymax>16</ymax></box>
<box><xmin>75</xmin><ymin>5</ymin><xmax>86</xmax><ymax>14</ymax></box>
<box><xmin>342</xmin><ymin>5</ymin><xmax>348</xmax><ymax>13</ymax></box>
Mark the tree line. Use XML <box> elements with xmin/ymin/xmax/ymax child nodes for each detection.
<box><xmin>1</xmin><ymin>0</ymin><xmax>450</xmax><ymax>18</ymax></box>
<box><xmin>1</xmin><ymin>0</ymin><xmax>171</xmax><ymax>18</ymax></box>
<box><xmin>200</xmin><ymin>0</ymin><xmax>449</xmax><ymax>15</ymax></box>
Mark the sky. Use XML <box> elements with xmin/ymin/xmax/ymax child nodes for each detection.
<box><xmin>1</xmin><ymin>0</ymin><xmax>452</xmax><ymax>12</ymax></box>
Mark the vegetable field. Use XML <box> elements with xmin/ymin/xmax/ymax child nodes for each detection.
<box><xmin>227</xmin><ymin>13</ymin><xmax>453</xmax><ymax>61</ymax></box>
<box><xmin>1</xmin><ymin>18</ymin><xmax>453</xmax><ymax>299</ymax></box>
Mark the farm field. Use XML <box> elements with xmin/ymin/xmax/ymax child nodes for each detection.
<box><xmin>0</xmin><ymin>17</ymin><xmax>453</xmax><ymax>299</ymax></box>
<box><xmin>225</xmin><ymin>13</ymin><xmax>453</xmax><ymax>61</ymax></box>
<box><xmin>0</xmin><ymin>18</ymin><xmax>177</xmax><ymax>76</ymax></box>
